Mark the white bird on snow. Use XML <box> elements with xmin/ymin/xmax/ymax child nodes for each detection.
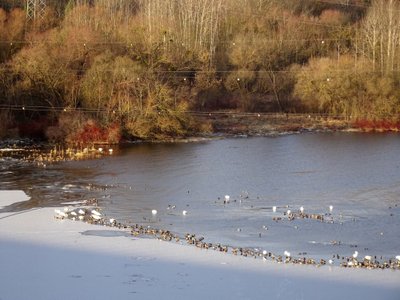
<box><xmin>55</xmin><ymin>209</ymin><xmax>67</xmax><ymax>218</ymax></box>
<box><xmin>272</xmin><ymin>206</ymin><xmax>277</xmax><ymax>212</ymax></box>
<box><xmin>91</xmin><ymin>209</ymin><xmax>101</xmax><ymax>216</ymax></box>
<box><xmin>353</xmin><ymin>251</ymin><xmax>359</xmax><ymax>259</ymax></box>
<box><xmin>151</xmin><ymin>209</ymin><xmax>158</xmax><ymax>215</ymax></box>
<box><xmin>224</xmin><ymin>195</ymin><xmax>230</xmax><ymax>203</ymax></box>
<box><xmin>92</xmin><ymin>214</ymin><xmax>102</xmax><ymax>220</ymax></box>
<box><xmin>182</xmin><ymin>210</ymin><xmax>188</xmax><ymax>216</ymax></box>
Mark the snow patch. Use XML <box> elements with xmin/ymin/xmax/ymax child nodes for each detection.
<box><xmin>0</xmin><ymin>190</ymin><xmax>30</xmax><ymax>209</ymax></box>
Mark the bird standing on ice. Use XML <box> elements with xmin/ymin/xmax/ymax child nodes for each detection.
<box><xmin>91</xmin><ymin>209</ymin><xmax>101</xmax><ymax>216</ymax></box>
<box><xmin>151</xmin><ymin>209</ymin><xmax>157</xmax><ymax>215</ymax></box>
<box><xmin>272</xmin><ymin>206</ymin><xmax>277</xmax><ymax>213</ymax></box>
<box><xmin>224</xmin><ymin>195</ymin><xmax>230</xmax><ymax>204</ymax></box>
<box><xmin>55</xmin><ymin>209</ymin><xmax>68</xmax><ymax>218</ymax></box>
<box><xmin>91</xmin><ymin>214</ymin><xmax>102</xmax><ymax>220</ymax></box>
<box><xmin>329</xmin><ymin>205</ymin><xmax>333</xmax><ymax>212</ymax></box>
<box><xmin>353</xmin><ymin>251</ymin><xmax>358</xmax><ymax>259</ymax></box>
<box><xmin>182</xmin><ymin>210</ymin><xmax>188</xmax><ymax>216</ymax></box>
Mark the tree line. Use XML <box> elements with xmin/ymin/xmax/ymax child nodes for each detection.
<box><xmin>0</xmin><ymin>0</ymin><xmax>399</xmax><ymax>142</ymax></box>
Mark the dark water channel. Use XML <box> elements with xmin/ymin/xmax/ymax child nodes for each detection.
<box><xmin>1</xmin><ymin>132</ymin><xmax>400</xmax><ymax>261</ymax></box>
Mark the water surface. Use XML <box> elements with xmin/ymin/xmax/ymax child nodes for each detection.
<box><xmin>1</xmin><ymin>132</ymin><xmax>399</xmax><ymax>261</ymax></box>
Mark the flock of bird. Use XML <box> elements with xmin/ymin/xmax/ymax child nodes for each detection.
<box><xmin>2</xmin><ymin>146</ymin><xmax>113</xmax><ymax>167</ymax></box>
<box><xmin>5</xmin><ymin>143</ymin><xmax>398</xmax><ymax>271</ymax></box>
<box><xmin>54</xmin><ymin>196</ymin><xmax>400</xmax><ymax>271</ymax></box>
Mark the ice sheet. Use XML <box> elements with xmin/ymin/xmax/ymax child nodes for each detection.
<box><xmin>0</xmin><ymin>191</ymin><xmax>399</xmax><ymax>300</ymax></box>
<box><xmin>0</xmin><ymin>190</ymin><xmax>30</xmax><ymax>209</ymax></box>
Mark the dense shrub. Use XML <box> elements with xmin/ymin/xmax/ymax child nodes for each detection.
<box><xmin>1</xmin><ymin>1</ymin><xmax>400</xmax><ymax>141</ymax></box>
<box><xmin>353</xmin><ymin>119</ymin><xmax>400</xmax><ymax>132</ymax></box>
<box><xmin>46</xmin><ymin>112</ymin><xmax>121</xmax><ymax>145</ymax></box>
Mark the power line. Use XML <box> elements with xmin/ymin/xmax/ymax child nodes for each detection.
<box><xmin>315</xmin><ymin>0</ymin><xmax>370</xmax><ymax>9</ymax></box>
<box><xmin>2</xmin><ymin>65</ymin><xmax>398</xmax><ymax>84</ymax></box>
<box><xmin>1</xmin><ymin>66</ymin><xmax>394</xmax><ymax>76</ymax></box>
<box><xmin>0</xmin><ymin>35</ymin><xmax>351</xmax><ymax>47</ymax></box>
<box><xmin>314</xmin><ymin>0</ymin><xmax>400</xmax><ymax>12</ymax></box>
<box><xmin>0</xmin><ymin>37</ymin><xmax>358</xmax><ymax>45</ymax></box>
<box><xmin>0</xmin><ymin>104</ymin><xmax>345</xmax><ymax>119</ymax></box>
<box><xmin>0</xmin><ymin>104</ymin><xmax>113</xmax><ymax>113</ymax></box>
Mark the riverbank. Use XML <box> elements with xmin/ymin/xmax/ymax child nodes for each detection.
<box><xmin>0</xmin><ymin>113</ymin><xmax>396</xmax><ymax>165</ymax></box>
<box><xmin>0</xmin><ymin>191</ymin><xmax>399</xmax><ymax>300</ymax></box>
<box><xmin>193</xmin><ymin>112</ymin><xmax>352</xmax><ymax>137</ymax></box>
<box><xmin>2</xmin><ymin>112</ymin><xmax>398</xmax><ymax>145</ymax></box>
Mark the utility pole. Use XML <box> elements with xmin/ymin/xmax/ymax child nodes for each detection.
<box><xmin>26</xmin><ymin>0</ymin><xmax>47</xmax><ymax>21</ymax></box>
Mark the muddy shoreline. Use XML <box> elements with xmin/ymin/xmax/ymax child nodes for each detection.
<box><xmin>197</xmin><ymin>113</ymin><xmax>354</xmax><ymax>137</ymax></box>
<box><xmin>0</xmin><ymin>113</ymin><xmax>390</xmax><ymax>163</ymax></box>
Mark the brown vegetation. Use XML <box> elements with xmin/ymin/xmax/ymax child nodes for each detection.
<box><xmin>0</xmin><ymin>0</ymin><xmax>399</xmax><ymax>143</ymax></box>
<box><xmin>196</xmin><ymin>112</ymin><xmax>350</xmax><ymax>136</ymax></box>
<box><xmin>353</xmin><ymin>119</ymin><xmax>400</xmax><ymax>132</ymax></box>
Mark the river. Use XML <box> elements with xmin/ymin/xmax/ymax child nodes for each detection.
<box><xmin>1</xmin><ymin>132</ymin><xmax>400</xmax><ymax>262</ymax></box>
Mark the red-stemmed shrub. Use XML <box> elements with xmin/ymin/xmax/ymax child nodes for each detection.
<box><xmin>353</xmin><ymin>119</ymin><xmax>400</xmax><ymax>132</ymax></box>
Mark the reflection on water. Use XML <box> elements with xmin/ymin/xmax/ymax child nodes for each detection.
<box><xmin>1</xmin><ymin>132</ymin><xmax>400</xmax><ymax>260</ymax></box>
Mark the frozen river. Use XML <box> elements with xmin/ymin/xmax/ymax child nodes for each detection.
<box><xmin>1</xmin><ymin>132</ymin><xmax>400</xmax><ymax>263</ymax></box>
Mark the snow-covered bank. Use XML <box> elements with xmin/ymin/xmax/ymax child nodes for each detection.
<box><xmin>0</xmin><ymin>191</ymin><xmax>399</xmax><ymax>300</ymax></box>
<box><xmin>0</xmin><ymin>190</ymin><xmax>30</xmax><ymax>209</ymax></box>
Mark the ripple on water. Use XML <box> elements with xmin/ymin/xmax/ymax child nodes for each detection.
<box><xmin>3</xmin><ymin>134</ymin><xmax>400</xmax><ymax>261</ymax></box>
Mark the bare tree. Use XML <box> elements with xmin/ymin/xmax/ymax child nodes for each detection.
<box><xmin>362</xmin><ymin>0</ymin><xmax>400</xmax><ymax>74</ymax></box>
<box><xmin>137</xmin><ymin>0</ymin><xmax>223</xmax><ymax>65</ymax></box>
